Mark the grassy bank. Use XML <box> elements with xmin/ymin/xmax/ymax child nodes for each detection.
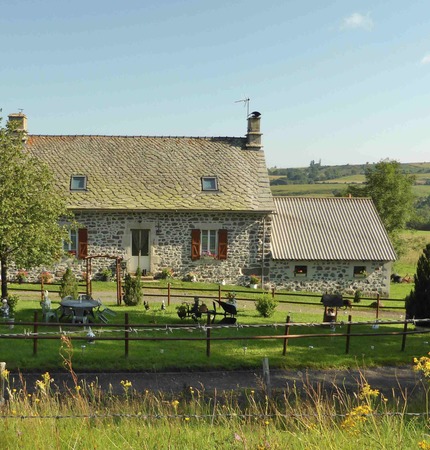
<box><xmin>1</xmin><ymin>361</ymin><xmax>429</xmax><ymax>449</ymax></box>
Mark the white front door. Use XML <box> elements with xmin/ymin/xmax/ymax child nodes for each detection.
<box><xmin>130</xmin><ymin>229</ymin><xmax>150</xmax><ymax>274</ymax></box>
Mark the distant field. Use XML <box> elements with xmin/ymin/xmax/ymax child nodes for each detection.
<box><xmin>271</xmin><ymin>182</ymin><xmax>430</xmax><ymax>198</ymax></box>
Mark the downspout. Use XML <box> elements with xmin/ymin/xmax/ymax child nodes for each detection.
<box><xmin>261</xmin><ymin>216</ymin><xmax>266</xmax><ymax>287</ymax></box>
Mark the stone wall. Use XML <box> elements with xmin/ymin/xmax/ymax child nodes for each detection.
<box><xmin>268</xmin><ymin>259</ymin><xmax>392</xmax><ymax>297</ymax></box>
<box><xmin>15</xmin><ymin>210</ymin><xmax>271</xmax><ymax>285</ymax></box>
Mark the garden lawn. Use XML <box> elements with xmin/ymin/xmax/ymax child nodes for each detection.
<box><xmin>1</xmin><ymin>288</ymin><xmax>427</xmax><ymax>372</ymax></box>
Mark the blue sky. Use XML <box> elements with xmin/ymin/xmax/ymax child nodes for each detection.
<box><xmin>1</xmin><ymin>1</ymin><xmax>429</xmax><ymax>168</ymax></box>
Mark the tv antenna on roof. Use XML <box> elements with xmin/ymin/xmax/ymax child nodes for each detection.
<box><xmin>235</xmin><ymin>97</ymin><xmax>250</xmax><ymax>117</ymax></box>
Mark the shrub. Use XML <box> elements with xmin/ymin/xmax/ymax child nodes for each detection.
<box><xmin>59</xmin><ymin>268</ymin><xmax>79</xmax><ymax>299</ymax></box>
<box><xmin>7</xmin><ymin>294</ymin><xmax>19</xmax><ymax>317</ymax></box>
<box><xmin>354</xmin><ymin>290</ymin><xmax>362</xmax><ymax>303</ymax></box>
<box><xmin>99</xmin><ymin>267</ymin><xmax>112</xmax><ymax>282</ymax></box>
<box><xmin>255</xmin><ymin>294</ymin><xmax>278</xmax><ymax>318</ymax></box>
<box><xmin>160</xmin><ymin>268</ymin><xmax>174</xmax><ymax>280</ymax></box>
<box><xmin>250</xmin><ymin>274</ymin><xmax>261</xmax><ymax>285</ymax></box>
<box><xmin>123</xmin><ymin>271</ymin><xmax>143</xmax><ymax>306</ymax></box>
<box><xmin>182</xmin><ymin>272</ymin><xmax>197</xmax><ymax>282</ymax></box>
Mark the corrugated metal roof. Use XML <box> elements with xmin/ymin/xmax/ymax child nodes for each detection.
<box><xmin>25</xmin><ymin>135</ymin><xmax>274</xmax><ymax>212</ymax></box>
<box><xmin>271</xmin><ymin>197</ymin><xmax>396</xmax><ymax>261</ymax></box>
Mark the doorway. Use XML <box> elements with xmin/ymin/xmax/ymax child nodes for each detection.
<box><xmin>130</xmin><ymin>229</ymin><xmax>150</xmax><ymax>274</ymax></box>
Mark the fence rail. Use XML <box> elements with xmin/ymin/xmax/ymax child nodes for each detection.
<box><xmin>1</xmin><ymin>312</ymin><xmax>429</xmax><ymax>358</ymax></box>
<box><xmin>10</xmin><ymin>282</ymin><xmax>407</xmax><ymax>312</ymax></box>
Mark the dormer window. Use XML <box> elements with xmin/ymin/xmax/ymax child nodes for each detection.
<box><xmin>201</xmin><ymin>177</ymin><xmax>218</xmax><ymax>191</ymax></box>
<box><xmin>70</xmin><ymin>175</ymin><xmax>87</xmax><ymax>191</ymax></box>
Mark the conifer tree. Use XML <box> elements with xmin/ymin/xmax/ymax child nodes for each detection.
<box><xmin>405</xmin><ymin>244</ymin><xmax>430</xmax><ymax>327</ymax></box>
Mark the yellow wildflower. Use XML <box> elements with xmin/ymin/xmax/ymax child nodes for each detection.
<box><xmin>359</xmin><ymin>383</ymin><xmax>380</xmax><ymax>400</ymax></box>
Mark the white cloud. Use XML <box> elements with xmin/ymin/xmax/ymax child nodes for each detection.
<box><xmin>421</xmin><ymin>54</ymin><xmax>430</xmax><ymax>65</ymax></box>
<box><xmin>341</xmin><ymin>12</ymin><xmax>373</xmax><ymax>31</ymax></box>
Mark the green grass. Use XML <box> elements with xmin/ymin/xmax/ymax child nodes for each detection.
<box><xmin>2</xmin><ymin>229</ymin><xmax>430</xmax><ymax>373</ymax></box>
<box><xmin>0</xmin><ymin>291</ymin><xmax>423</xmax><ymax>372</ymax></box>
<box><xmin>270</xmin><ymin>181</ymin><xmax>430</xmax><ymax>199</ymax></box>
<box><xmin>1</xmin><ymin>361</ymin><xmax>429</xmax><ymax>449</ymax></box>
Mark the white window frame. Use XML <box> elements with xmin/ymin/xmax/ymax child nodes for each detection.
<box><xmin>63</xmin><ymin>229</ymin><xmax>78</xmax><ymax>255</ymax></box>
<box><xmin>201</xmin><ymin>229</ymin><xmax>218</xmax><ymax>257</ymax></box>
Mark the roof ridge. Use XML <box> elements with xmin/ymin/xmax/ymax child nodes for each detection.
<box><xmin>29</xmin><ymin>134</ymin><xmax>244</xmax><ymax>140</ymax></box>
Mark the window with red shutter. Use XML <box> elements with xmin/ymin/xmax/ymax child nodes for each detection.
<box><xmin>191</xmin><ymin>229</ymin><xmax>200</xmax><ymax>260</ymax></box>
<box><xmin>78</xmin><ymin>228</ymin><xmax>88</xmax><ymax>259</ymax></box>
<box><xmin>218</xmin><ymin>229</ymin><xmax>228</xmax><ymax>260</ymax></box>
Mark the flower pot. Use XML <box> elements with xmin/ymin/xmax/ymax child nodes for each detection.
<box><xmin>251</xmin><ymin>284</ymin><xmax>258</xmax><ymax>289</ymax></box>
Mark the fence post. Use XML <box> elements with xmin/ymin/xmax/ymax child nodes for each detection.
<box><xmin>218</xmin><ymin>285</ymin><xmax>221</xmax><ymax>302</ymax></box>
<box><xmin>262</xmin><ymin>357</ymin><xmax>271</xmax><ymax>395</ymax></box>
<box><xmin>0</xmin><ymin>362</ymin><xmax>5</xmax><ymax>404</ymax></box>
<box><xmin>345</xmin><ymin>314</ymin><xmax>352</xmax><ymax>354</ymax></box>
<box><xmin>33</xmin><ymin>311</ymin><xmax>38</xmax><ymax>356</ymax></box>
<box><xmin>167</xmin><ymin>283</ymin><xmax>171</xmax><ymax>306</ymax></box>
<box><xmin>206</xmin><ymin>313</ymin><xmax>211</xmax><ymax>357</ymax></box>
<box><xmin>401</xmin><ymin>319</ymin><xmax>408</xmax><ymax>351</ymax></box>
<box><xmin>271</xmin><ymin>287</ymin><xmax>275</xmax><ymax>299</ymax></box>
<box><xmin>283</xmin><ymin>315</ymin><xmax>291</xmax><ymax>356</ymax></box>
<box><xmin>376</xmin><ymin>294</ymin><xmax>380</xmax><ymax>320</ymax></box>
<box><xmin>124</xmin><ymin>313</ymin><xmax>129</xmax><ymax>358</ymax></box>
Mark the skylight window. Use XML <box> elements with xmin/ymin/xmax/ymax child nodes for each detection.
<box><xmin>70</xmin><ymin>175</ymin><xmax>87</xmax><ymax>191</ymax></box>
<box><xmin>201</xmin><ymin>177</ymin><xmax>218</xmax><ymax>191</ymax></box>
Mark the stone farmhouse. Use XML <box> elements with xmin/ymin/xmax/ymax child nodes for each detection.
<box><xmin>8</xmin><ymin>113</ymin><xmax>396</xmax><ymax>295</ymax></box>
<box><xmin>11</xmin><ymin>112</ymin><xmax>274</xmax><ymax>286</ymax></box>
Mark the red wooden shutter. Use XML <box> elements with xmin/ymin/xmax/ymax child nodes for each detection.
<box><xmin>191</xmin><ymin>229</ymin><xmax>201</xmax><ymax>260</ymax></box>
<box><xmin>78</xmin><ymin>228</ymin><xmax>88</xmax><ymax>259</ymax></box>
<box><xmin>218</xmin><ymin>229</ymin><xmax>228</xmax><ymax>260</ymax></box>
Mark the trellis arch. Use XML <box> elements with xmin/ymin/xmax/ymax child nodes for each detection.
<box><xmin>85</xmin><ymin>255</ymin><xmax>123</xmax><ymax>305</ymax></box>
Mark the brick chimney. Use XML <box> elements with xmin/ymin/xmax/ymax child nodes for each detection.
<box><xmin>246</xmin><ymin>111</ymin><xmax>262</xmax><ymax>149</ymax></box>
<box><xmin>8</xmin><ymin>112</ymin><xmax>28</xmax><ymax>141</ymax></box>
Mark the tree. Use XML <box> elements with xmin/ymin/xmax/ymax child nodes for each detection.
<box><xmin>346</xmin><ymin>160</ymin><xmax>415</xmax><ymax>251</ymax></box>
<box><xmin>0</xmin><ymin>116</ymin><xmax>70</xmax><ymax>299</ymax></box>
<box><xmin>405</xmin><ymin>244</ymin><xmax>430</xmax><ymax>327</ymax></box>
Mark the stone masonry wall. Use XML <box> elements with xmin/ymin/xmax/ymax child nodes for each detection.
<box><xmin>268</xmin><ymin>259</ymin><xmax>392</xmax><ymax>297</ymax></box>
<box><xmin>17</xmin><ymin>211</ymin><xmax>271</xmax><ymax>285</ymax></box>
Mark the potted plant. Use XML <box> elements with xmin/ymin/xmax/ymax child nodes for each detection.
<box><xmin>39</xmin><ymin>271</ymin><xmax>53</xmax><ymax>284</ymax></box>
<box><xmin>183</xmin><ymin>272</ymin><xmax>197</xmax><ymax>282</ymax></box>
<box><xmin>201</xmin><ymin>251</ymin><xmax>216</xmax><ymax>260</ymax></box>
<box><xmin>6</xmin><ymin>295</ymin><xmax>19</xmax><ymax>328</ymax></box>
<box><xmin>15</xmin><ymin>270</ymin><xmax>28</xmax><ymax>284</ymax></box>
<box><xmin>249</xmin><ymin>275</ymin><xmax>260</xmax><ymax>289</ymax></box>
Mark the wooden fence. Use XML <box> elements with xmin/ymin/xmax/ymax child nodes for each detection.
<box><xmin>10</xmin><ymin>281</ymin><xmax>406</xmax><ymax>311</ymax></box>
<box><xmin>1</xmin><ymin>311</ymin><xmax>429</xmax><ymax>358</ymax></box>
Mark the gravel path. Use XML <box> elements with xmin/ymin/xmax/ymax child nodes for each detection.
<box><xmin>9</xmin><ymin>365</ymin><xmax>424</xmax><ymax>398</ymax></box>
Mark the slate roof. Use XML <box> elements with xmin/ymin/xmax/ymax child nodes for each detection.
<box><xmin>26</xmin><ymin>135</ymin><xmax>274</xmax><ymax>212</ymax></box>
<box><xmin>271</xmin><ymin>197</ymin><xmax>396</xmax><ymax>261</ymax></box>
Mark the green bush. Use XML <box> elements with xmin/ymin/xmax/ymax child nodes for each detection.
<box><xmin>255</xmin><ymin>294</ymin><xmax>278</xmax><ymax>318</ymax></box>
<box><xmin>354</xmin><ymin>290</ymin><xmax>362</xmax><ymax>303</ymax></box>
<box><xmin>99</xmin><ymin>267</ymin><xmax>112</xmax><ymax>282</ymax></box>
<box><xmin>59</xmin><ymin>267</ymin><xmax>79</xmax><ymax>299</ymax></box>
<box><xmin>7</xmin><ymin>294</ymin><xmax>19</xmax><ymax>317</ymax></box>
<box><xmin>123</xmin><ymin>271</ymin><xmax>143</xmax><ymax>306</ymax></box>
